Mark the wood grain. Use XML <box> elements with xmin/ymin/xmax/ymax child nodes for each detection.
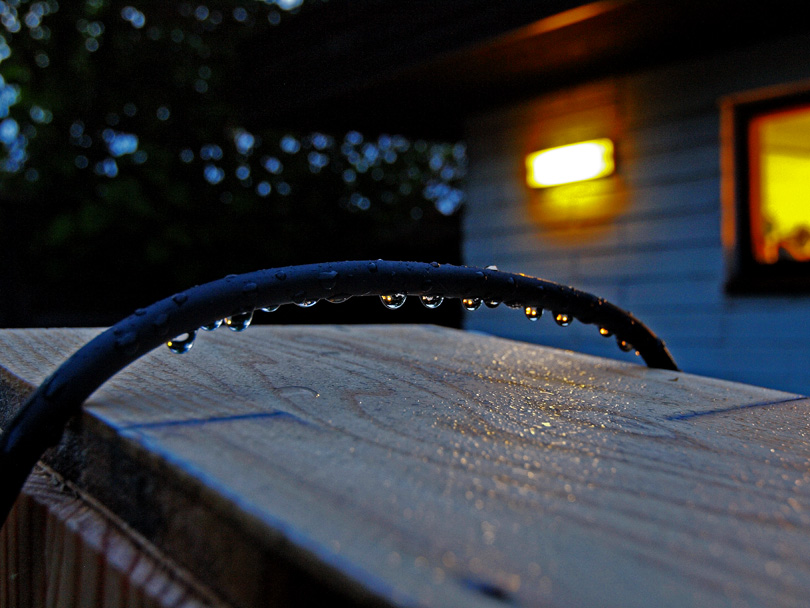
<box><xmin>1</xmin><ymin>325</ymin><xmax>810</xmax><ymax>607</ymax></box>
<box><xmin>0</xmin><ymin>464</ymin><xmax>226</xmax><ymax>608</ymax></box>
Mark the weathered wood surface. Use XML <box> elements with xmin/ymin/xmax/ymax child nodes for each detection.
<box><xmin>0</xmin><ymin>464</ymin><xmax>226</xmax><ymax>608</ymax></box>
<box><xmin>1</xmin><ymin>325</ymin><xmax>809</xmax><ymax>607</ymax></box>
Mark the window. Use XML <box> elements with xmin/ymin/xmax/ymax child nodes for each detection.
<box><xmin>722</xmin><ymin>84</ymin><xmax>810</xmax><ymax>292</ymax></box>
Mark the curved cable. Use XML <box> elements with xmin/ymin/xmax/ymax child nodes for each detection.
<box><xmin>0</xmin><ymin>261</ymin><xmax>678</xmax><ymax>525</ymax></box>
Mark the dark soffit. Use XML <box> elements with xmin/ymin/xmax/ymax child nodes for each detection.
<box><xmin>240</xmin><ymin>0</ymin><xmax>810</xmax><ymax>138</ymax></box>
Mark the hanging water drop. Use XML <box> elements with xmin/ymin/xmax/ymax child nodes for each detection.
<box><xmin>554</xmin><ymin>312</ymin><xmax>572</xmax><ymax>327</ymax></box>
<box><xmin>167</xmin><ymin>331</ymin><xmax>196</xmax><ymax>354</ymax></box>
<box><xmin>524</xmin><ymin>306</ymin><xmax>540</xmax><ymax>322</ymax></box>
<box><xmin>484</xmin><ymin>300</ymin><xmax>500</xmax><ymax>308</ymax></box>
<box><xmin>380</xmin><ymin>294</ymin><xmax>406</xmax><ymax>309</ymax></box>
<box><xmin>225</xmin><ymin>310</ymin><xmax>253</xmax><ymax>331</ymax></box>
<box><xmin>261</xmin><ymin>305</ymin><xmax>280</xmax><ymax>313</ymax></box>
<box><xmin>420</xmin><ymin>295</ymin><xmax>444</xmax><ymax>309</ymax></box>
<box><xmin>296</xmin><ymin>299</ymin><xmax>318</xmax><ymax>308</ymax></box>
<box><xmin>327</xmin><ymin>295</ymin><xmax>351</xmax><ymax>304</ymax></box>
<box><xmin>462</xmin><ymin>297</ymin><xmax>482</xmax><ymax>311</ymax></box>
<box><xmin>201</xmin><ymin>319</ymin><xmax>223</xmax><ymax>331</ymax></box>
<box><xmin>617</xmin><ymin>337</ymin><xmax>633</xmax><ymax>352</ymax></box>
<box><xmin>505</xmin><ymin>301</ymin><xmax>522</xmax><ymax>309</ymax></box>
<box><xmin>599</xmin><ymin>327</ymin><xmax>612</xmax><ymax>337</ymax></box>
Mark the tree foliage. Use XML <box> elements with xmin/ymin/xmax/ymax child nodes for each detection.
<box><xmin>0</xmin><ymin>0</ymin><xmax>465</xmax><ymax>325</ymax></box>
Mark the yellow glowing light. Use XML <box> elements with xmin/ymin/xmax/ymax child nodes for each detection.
<box><xmin>750</xmin><ymin>106</ymin><xmax>810</xmax><ymax>263</ymax></box>
<box><xmin>526</xmin><ymin>139</ymin><xmax>615</xmax><ymax>188</ymax></box>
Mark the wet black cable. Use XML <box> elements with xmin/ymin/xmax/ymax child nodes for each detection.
<box><xmin>0</xmin><ymin>261</ymin><xmax>678</xmax><ymax>526</ymax></box>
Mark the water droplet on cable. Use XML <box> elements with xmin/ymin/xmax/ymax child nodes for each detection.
<box><xmin>296</xmin><ymin>299</ymin><xmax>317</xmax><ymax>308</ymax></box>
<box><xmin>462</xmin><ymin>297</ymin><xmax>482</xmax><ymax>311</ymax></box>
<box><xmin>275</xmin><ymin>271</ymin><xmax>287</xmax><ymax>281</ymax></box>
<box><xmin>430</xmin><ymin>261</ymin><xmax>440</xmax><ymax>268</ymax></box>
<box><xmin>167</xmin><ymin>331</ymin><xmax>196</xmax><ymax>354</ymax></box>
<box><xmin>505</xmin><ymin>302</ymin><xmax>522</xmax><ymax>309</ymax></box>
<box><xmin>599</xmin><ymin>327</ymin><xmax>612</xmax><ymax>337</ymax></box>
<box><xmin>484</xmin><ymin>300</ymin><xmax>500</xmax><ymax>308</ymax></box>
<box><xmin>617</xmin><ymin>337</ymin><xmax>633</xmax><ymax>352</ymax></box>
<box><xmin>172</xmin><ymin>293</ymin><xmax>188</xmax><ymax>305</ymax></box>
<box><xmin>380</xmin><ymin>294</ymin><xmax>406</xmax><ymax>309</ymax></box>
<box><xmin>134</xmin><ymin>308</ymin><xmax>147</xmax><ymax>316</ymax></box>
<box><xmin>261</xmin><ymin>305</ymin><xmax>279</xmax><ymax>313</ymax></box>
<box><xmin>524</xmin><ymin>306</ymin><xmax>540</xmax><ymax>321</ymax></box>
<box><xmin>327</xmin><ymin>295</ymin><xmax>351</xmax><ymax>304</ymax></box>
<box><xmin>201</xmin><ymin>319</ymin><xmax>222</xmax><ymax>331</ymax></box>
<box><xmin>114</xmin><ymin>331</ymin><xmax>139</xmax><ymax>354</ymax></box>
<box><xmin>318</xmin><ymin>271</ymin><xmax>338</xmax><ymax>290</ymax></box>
<box><xmin>554</xmin><ymin>312</ymin><xmax>572</xmax><ymax>327</ymax></box>
<box><xmin>368</xmin><ymin>262</ymin><xmax>378</xmax><ymax>272</ymax></box>
<box><xmin>420</xmin><ymin>295</ymin><xmax>443</xmax><ymax>309</ymax></box>
<box><xmin>225</xmin><ymin>310</ymin><xmax>253</xmax><ymax>331</ymax></box>
<box><xmin>152</xmin><ymin>313</ymin><xmax>170</xmax><ymax>335</ymax></box>
<box><xmin>485</xmin><ymin>265</ymin><xmax>498</xmax><ymax>271</ymax></box>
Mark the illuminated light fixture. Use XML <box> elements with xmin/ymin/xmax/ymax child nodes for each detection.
<box><xmin>526</xmin><ymin>138</ymin><xmax>615</xmax><ymax>188</ymax></box>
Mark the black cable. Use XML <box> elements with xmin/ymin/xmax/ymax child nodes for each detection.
<box><xmin>0</xmin><ymin>261</ymin><xmax>678</xmax><ymax>526</ymax></box>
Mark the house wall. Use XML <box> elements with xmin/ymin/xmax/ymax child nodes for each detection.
<box><xmin>462</xmin><ymin>33</ymin><xmax>810</xmax><ymax>395</ymax></box>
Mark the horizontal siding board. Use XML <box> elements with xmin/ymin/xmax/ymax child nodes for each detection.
<box><xmin>625</xmin><ymin>113</ymin><xmax>720</xmax><ymax>158</ymax></box>
<box><xmin>623</xmin><ymin>277</ymin><xmax>725</xmax><ymax>311</ymax></box>
<box><xmin>462</xmin><ymin>31</ymin><xmax>810</xmax><ymax>394</ymax></box>
<box><xmin>621</xmin><ymin>145</ymin><xmax>719</xmax><ymax>188</ymax></box>
<box><xmin>463</xmin><ymin>201</ymin><xmax>721</xmax><ymax>244</ymax></box>
<box><xmin>465</xmin><ymin>227</ymin><xmax>720</xmax><ymax>272</ymax></box>
<box><xmin>720</xmin><ymin>309</ymin><xmax>810</xmax><ymax>346</ymax></box>
<box><xmin>463</xmin><ymin>180</ymin><xmax>720</xmax><ymax>239</ymax></box>
<box><xmin>625</xmin><ymin>176</ymin><xmax>720</xmax><ymax>215</ymax></box>
<box><xmin>575</xmin><ymin>245</ymin><xmax>724</xmax><ymax>285</ymax></box>
<box><xmin>620</xmin><ymin>207</ymin><xmax>721</xmax><ymax>248</ymax></box>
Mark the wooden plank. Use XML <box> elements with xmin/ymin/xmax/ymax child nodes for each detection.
<box><xmin>1</xmin><ymin>326</ymin><xmax>809</xmax><ymax>607</ymax></box>
<box><xmin>0</xmin><ymin>464</ymin><xmax>225</xmax><ymax>608</ymax></box>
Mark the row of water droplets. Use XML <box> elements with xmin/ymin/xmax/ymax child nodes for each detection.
<box><xmin>378</xmin><ymin>293</ymin><xmax>635</xmax><ymax>355</ymax></box>
<box><xmin>164</xmin><ymin>293</ymin><xmax>358</xmax><ymax>354</ymax></box>
<box><xmin>166</xmin><ymin>263</ymin><xmax>637</xmax><ymax>356</ymax></box>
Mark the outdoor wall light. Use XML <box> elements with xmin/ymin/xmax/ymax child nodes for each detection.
<box><xmin>526</xmin><ymin>138</ymin><xmax>615</xmax><ymax>188</ymax></box>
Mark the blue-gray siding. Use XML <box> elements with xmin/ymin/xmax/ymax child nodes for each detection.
<box><xmin>463</xmin><ymin>34</ymin><xmax>810</xmax><ymax>394</ymax></box>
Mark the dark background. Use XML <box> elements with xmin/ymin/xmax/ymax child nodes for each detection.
<box><xmin>0</xmin><ymin>0</ymin><xmax>465</xmax><ymax>328</ymax></box>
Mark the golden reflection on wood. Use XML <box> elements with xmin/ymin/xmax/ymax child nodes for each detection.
<box><xmin>1</xmin><ymin>325</ymin><xmax>809</xmax><ymax>607</ymax></box>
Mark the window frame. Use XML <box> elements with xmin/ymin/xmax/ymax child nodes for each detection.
<box><xmin>721</xmin><ymin>82</ymin><xmax>810</xmax><ymax>294</ymax></box>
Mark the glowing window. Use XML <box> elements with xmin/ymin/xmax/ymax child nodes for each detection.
<box><xmin>723</xmin><ymin>86</ymin><xmax>810</xmax><ymax>292</ymax></box>
<box><xmin>748</xmin><ymin>106</ymin><xmax>810</xmax><ymax>264</ymax></box>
